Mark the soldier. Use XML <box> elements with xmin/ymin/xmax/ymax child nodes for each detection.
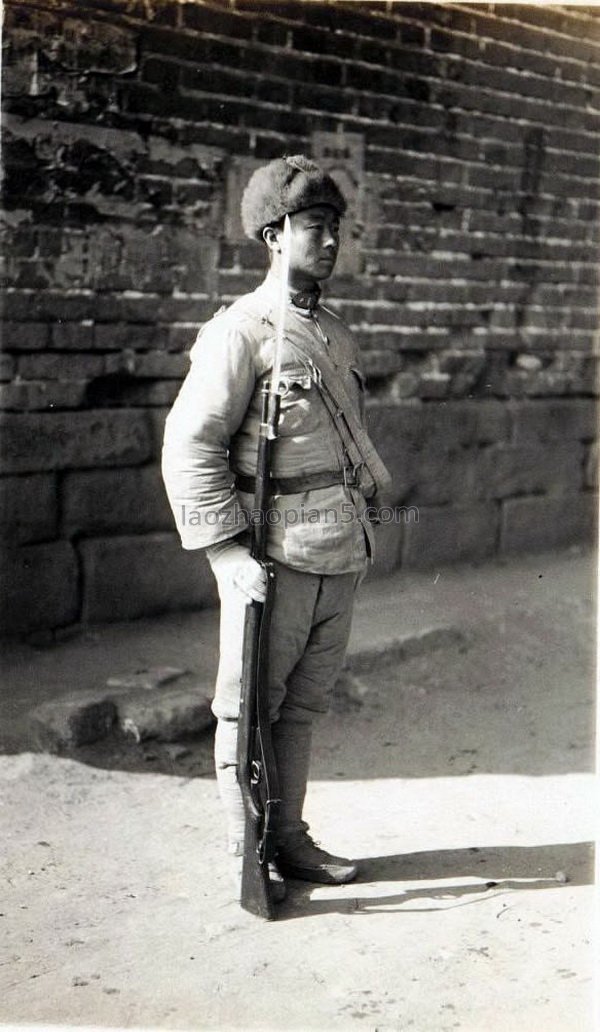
<box><xmin>162</xmin><ymin>155</ymin><xmax>391</xmax><ymax>903</ymax></box>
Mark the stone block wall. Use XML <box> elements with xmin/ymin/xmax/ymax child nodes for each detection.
<box><xmin>1</xmin><ymin>0</ymin><xmax>598</xmax><ymax>636</ymax></box>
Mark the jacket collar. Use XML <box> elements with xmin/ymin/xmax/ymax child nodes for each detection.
<box><xmin>258</xmin><ymin>272</ymin><xmax>321</xmax><ymax>317</ymax></box>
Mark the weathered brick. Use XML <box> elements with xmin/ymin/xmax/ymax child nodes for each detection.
<box><xmin>408</xmin><ymin>448</ymin><xmax>473</xmax><ymax>506</ymax></box>
<box><xmin>167</xmin><ymin>325</ymin><xmax>196</xmax><ymax>352</ymax></box>
<box><xmin>87</xmin><ymin>350</ymin><xmax>186</xmax><ymax>379</ymax></box>
<box><xmin>94</xmin><ymin>323</ymin><xmax>160</xmax><ymax>351</ymax></box>
<box><xmin>0</xmin><ymin>322</ymin><xmax>49</xmax><ymax>350</ymax></box>
<box><xmin>80</xmin><ymin>533</ymin><xmax>218</xmax><ymax>622</ymax></box>
<box><xmin>361</xmin><ymin>351</ymin><xmax>405</xmax><ymax>378</ymax></box>
<box><xmin>291</xmin><ymin>23</ymin><xmax>356</xmax><ymax>61</ymax></box>
<box><xmin>500</xmin><ymin>493</ymin><xmax>598</xmax><ymax>554</ymax></box>
<box><xmin>42</xmin><ymin>16</ymin><xmax>137</xmax><ymax>73</ymax></box>
<box><xmin>452</xmin><ymin>5</ymin><xmax>600</xmax><ymax>64</ymax></box>
<box><xmin>217</xmin><ymin>272</ymin><xmax>263</xmax><ymax>298</ymax></box>
<box><xmin>294</xmin><ymin>82</ymin><xmax>354</xmax><ymax>115</ymax></box>
<box><xmin>0</xmin><ymin>379</ymin><xmax>88</xmax><ymax>410</ymax></box>
<box><xmin>487</xmin><ymin>353</ymin><xmax>599</xmax><ymax>398</ymax></box>
<box><xmin>303</xmin><ymin>2</ymin><xmax>395</xmax><ymax>41</ymax></box>
<box><xmin>457</xmin><ymin>56</ymin><xmax>593</xmax><ymax>111</ymax></box>
<box><xmin>510</xmin><ymin>400</ymin><xmax>598</xmax><ymax>443</ymax></box>
<box><xmin>61</xmin><ymin>465</ymin><xmax>173</xmax><ymax>535</ymax></box>
<box><xmin>388</xmin><ymin>372</ymin><xmax>421</xmax><ymax>400</ymax></box>
<box><xmin>438</xmin><ymin>350</ymin><xmax>486</xmax><ymax>396</ymax></box>
<box><xmin>92</xmin><ymin>226</ymin><xmax>220</xmax><ymax>297</ymax></box>
<box><xmin>0</xmin><ymin>472</ymin><xmax>57</xmax><ymax>543</ymax></box>
<box><xmin>140</xmin><ymin>25</ymin><xmax>203</xmax><ymax>62</ymax></box>
<box><xmin>17</xmin><ymin>353</ymin><xmax>105</xmax><ymax>380</ymax></box>
<box><xmin>472</xmin><ymin>443</ymin><xmax>585</xmax><ymax>499</ymax></box>
<box><xmin>94</xmin><ymin>295</ymin><xmax>212</xmax><ymax>325</ymax></box>
<box><xmin>368</xmin><ymin>400</ymin><xmax>510</xmax><ymax>457</ymax></box>
<box><xmin>174</xmin><ymin>181</ymin><xmax>216</xmax><ymax>209</ymax></box>
<box><xmin>83</xmin><ymin>378</ymin><xmax>179</xmax><ymax>408</ymax></box>
<box><xmin>252</xmin><ymin>17</ymin><xmax>290</xmax><ymax>48</ymax></box>
<box><xmin>141</xmin><ymin>55</ymin><xmax>180</xmax><ymax>91</ymax></box>
<box><xmin>585</xmin><ymin>443</ymin><xmax>599</xmax><ymax>490</ymax></box>
<box><xmin>180</xmin><ymin>64</ymin><xmax>254</xmax><ymax>100</ymax></box>
<box><xmin>402</xmin><ymin>503</ymin><xmax>500</xmax><ymax>568</ymax></box>
<box><xmin>2</xmin><ymin>292</ymin><xmax>94</xmax><ymax>323</ymax></box>
<box><xmin>0</xmin><ymin>410</ymin><xmax>153</xmax><ymax>473</ymax></box>
<box><xmin>0</xmin><ymin>541</ymin><xmax>79</xmax><ymax>635</ymax></box>
<box><xmin>490</xmin><ymin>4</ymin><xmax>600</xmax><ymax>44</ymax></box>
<box><xmin>365</xmin><ymin>435</ymin><xmax>477</xmax><ymax>507</ymax></box>
<box><xmin>51</xmin><ymin>323</ymin><xmax>95</xmax><ymax>350</ymax></box>
<box><xmin>0</xmin><ymin>353</ymin><xmax>16</xmax><ymax>380</ymax></box>
<box><xmin>418</xmin><ymin>372</ymin><xmax>451</xmax><ymax>399</ymax></box>
<box><xmin>431</xmin><ymin>74</ymin><xmax>598</xmax><ymax>134</ymax></box>
<box><xmin>181</xmin><ymin>3</ymin><xmax>254</xmax><ymax>38</ymax></box>
<box><xmin>136</xmin><ymin>175</ymin><xmax>174</xmax><ymax>210</ymax></box>
<box><xmin>368</xmin><ymin>519</ymin><xmax>404</xmax><ymax>577</ymax></box>
<box><xmin>106</xmin><ymin>351</ymin><xmax>189</xmax><ymax>379</ymax></box>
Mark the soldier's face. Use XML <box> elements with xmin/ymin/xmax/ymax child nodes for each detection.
<box><xmin>285</xmin><ymin>205</ymin><xmax>341</xmax><ymax>283</ymax></box>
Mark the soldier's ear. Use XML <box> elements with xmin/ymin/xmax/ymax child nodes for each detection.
<box><xmin>262</xmin><ymin>225</ymin><xmax>280</xmax><ymax>252</ymax></box>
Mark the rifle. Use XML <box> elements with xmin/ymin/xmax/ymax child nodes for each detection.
<box><xmin>236</xmin><ymin>216</ymin><xmax>291</xmax><ymax>919</ymax></box>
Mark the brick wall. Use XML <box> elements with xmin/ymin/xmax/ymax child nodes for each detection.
<box><xmin>1</xmin><ymin>0</ymin><xmax>598</xmax><ymax>636</ymax></box>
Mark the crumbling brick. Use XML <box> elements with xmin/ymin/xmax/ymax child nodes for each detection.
<box><xmin>0</xmin><ymin>473</ymin><xmax>58</xmax><ymax>543</ymax></box>
<box><xmin>0</xmin><ymin>410</ymin><xmax>153</xmax><ymax>473</ymax></box>
<box><xmin>61</xmin><ymin>465</ymin><xmax>173</xmax><ymax>536</ymax></box>
<box><xmin>0</xmin><ymin>541</ymin><xmax>79</xmax><ymax>634</ymax></box>
<box><xmin>79</xmin><ymin>532</ymin><xmax>218</xmax><ymax>623</ymax></box>
<box><xmin>500</xmin><ymin>493</ymin><xmax>597</xmax><ymax>553</ymax></box>
<box><xmin>402</xmin><ymin>503</ymin><xmax>500</xmax><ymax>567</ymax></box>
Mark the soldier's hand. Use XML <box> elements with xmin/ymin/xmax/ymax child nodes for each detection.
<box><xmin>232</xmin><ymin>552</ymin><xmax>268</xmax><ymax>602</ymax></box>
<box><xmin>206</xmin><ymin>539</ymin><xmax>268</xmax><ymax>603</ymax></box>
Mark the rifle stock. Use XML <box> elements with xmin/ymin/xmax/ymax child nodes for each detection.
<box><xmin>236</xmin><ymin>389</ymin><xmax>282</xmax><ymax>919</ymax></box>
<box><xmin>237</xmin><ymin>575</ymin><xmax>280</xmax><ymax>919</ymax></box>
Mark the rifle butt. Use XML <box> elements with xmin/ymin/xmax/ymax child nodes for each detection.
<box><xmin>238</xmin><ymin>590</ymin><xmax>280</xmax><ymax>919</ymax></box>
<box><xmin>240</xmin><ymin>818</ymin><xmax>275</xmax><ymax>920</ymax></box>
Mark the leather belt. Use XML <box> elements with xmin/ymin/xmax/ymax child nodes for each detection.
<box><xmin>235</xmin><ymin>465</ymin><xmax>362</xmax><ymax>495</ymax></box>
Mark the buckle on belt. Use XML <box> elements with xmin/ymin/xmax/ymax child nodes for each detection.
<box><xmin>343</xmin><ymin>462</ymin><xmax>363</xmax><ymax>488</ymax></box>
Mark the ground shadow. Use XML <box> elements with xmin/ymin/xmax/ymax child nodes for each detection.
<box><xmin>73</xmin><ymin>731</ymin><xmax>217</xmax><ymax>778</ymax></box>
<box><xmin>277</xmin><ymin>840</ymin><xmax>595</xmax><ymax>920</ymax></box>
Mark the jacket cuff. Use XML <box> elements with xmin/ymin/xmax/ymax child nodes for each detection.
<box><xmin>205</xmin><ymin>530</ymin><xmax>251</xmax><ymax>564</ymax></box>
<box><xmin>175</xmin><ymin>495</ymin><xmax>250</xmax><ymax>549</ymax></box>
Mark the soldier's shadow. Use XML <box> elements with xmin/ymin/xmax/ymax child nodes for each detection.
<box><xmin>276</xmin><ymin>840</ymin><xmax>594</xmax><ymax>920</ymax></box>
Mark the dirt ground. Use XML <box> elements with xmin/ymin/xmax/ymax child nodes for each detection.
<box><xmin>0</xmin><ymin>548</ymin><xmax>597</xmax><ymax>1031</ymax></box>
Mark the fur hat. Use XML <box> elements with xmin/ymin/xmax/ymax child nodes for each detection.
<box><xmin>241</xmin><ymin>155</ymin><xmax>347</xmax><ymax>240</ymax></box>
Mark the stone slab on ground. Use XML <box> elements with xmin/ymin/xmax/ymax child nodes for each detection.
<box><xmin>30</xmin><ymin>680</ymin><xmax>215</xmax><ymax>751</ymax></box>
<box><xmin>26</xmin><ymin>624</ymin><xmax>462</xmax><ymax>751</ymax></box>
<box><xmin>30</xmin><ymin>691</ymin><xmax>118</xmax><ymax>751</ymax></box>
<box><xmin>118</xmin><ymin>681</ymin><xmax>214</xmax><ymax>742</ymax></box>
<box><xmin>346</xmin><ymin>624</ymin><xmax>465</xmax><ymax>674</ymax></box>
<box><xmin>106</xmin><ymin>666</ymin><xmax>187</xmax><ymax>691</ymax></box>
